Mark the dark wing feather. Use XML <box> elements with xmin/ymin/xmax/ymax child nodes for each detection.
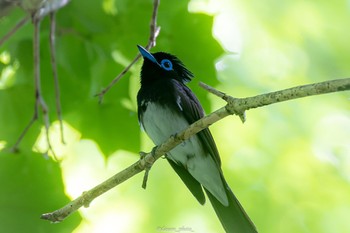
<box><xmin>172</xmin><ymin>80</ymin><xmax>222</xmax><ymax>168</ymax></box>
<box><xmin>205</xmin><ymin>182</ymin><xmax>258</xmax><ymax>233</ymax></box>
<box><xmin>172</xmin><ymin>80</ymin><xmax>257</xmax><ymax>233</ymax></box>
<box><xmin>167</xmin><ymin>158</ymin><xmax>206</xmax><ymax>205</ymax></box>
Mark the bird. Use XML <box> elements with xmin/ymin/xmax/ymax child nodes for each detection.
<box><xmin>136</xmin><ymin>45</ymin><xmax>257</xmax><ymax>233</ymax></box>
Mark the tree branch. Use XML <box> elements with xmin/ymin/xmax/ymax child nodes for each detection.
<box><xmin>49</xmin><ymin>12</ymin><xmax>65</xmax><ymax>144</ymax></box>
<box><xmin>95</xmin><ymin>0</ymin><xmax>161</xmax><ymax>103</ymax></box>
<box><xmin>200</xmin><ymin>78</ymin><xmax>350</xmax><ymax>115</ymax></box>
<box><xmin>11</xmin><ymin>18</ymin><xmax>56</xmax><ymax>158</ymax></box>
<box><xmin>41</xmin><ymin>77</ymin><xmax>350</xmax><ymax>223</ymax></box>
<box><xmin>7</xmin><ymin>1</ymin><xmax>70</xmax><ymax>153</ymax></box>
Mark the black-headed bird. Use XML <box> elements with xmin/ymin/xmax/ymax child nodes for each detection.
<box><xmin>137</xmin><ymin>45</ymin><xmax>257</xmax><ymax>233</ymax></box>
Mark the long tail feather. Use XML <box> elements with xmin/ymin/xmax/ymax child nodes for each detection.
<box><xmin>204</xmin><ymin>182</ymin><xmax>258</xmax><ymax>233</ymax></box>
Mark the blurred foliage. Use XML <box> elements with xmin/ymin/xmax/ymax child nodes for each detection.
<box><xmin>0</xmin><ymin>0</ymin><xmax>350</xmax><ymax>233</ymax></box>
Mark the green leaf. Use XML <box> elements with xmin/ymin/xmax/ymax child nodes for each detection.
<box><xmin>0</xmin><ymin>151</ymin><xmax>81</xmax><ymax>232</ymax></box>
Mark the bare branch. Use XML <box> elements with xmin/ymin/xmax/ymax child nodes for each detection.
<box><xmin>95</xmin><ymin>0</ymin><xmax>161</xmax><ymax>103</ymax></box>
<box><xmin>32</xmin><ymin>17</ymin><xmax>57</xmax><ymax>158</ymax></box>
<box><xmin>7</xmin><ymin>1</ymin><xmax>70</xmax><ymax>153</ymax></box>
<box><xmin>11</xmin><ymin>17</ymin><xmax>57</xmax><ymax>158</ymax></box>
<box><xmin>95</xmin><ymin>54</ymin><xmax>142</xmax><ymax>103</ymax></box>
<box><xmin>49</xmin><ymin>12</ymin><xmax>65</xmax><ymax>144</ymax></box>
<box><xmin>10</xmin><ymin>108</ymin><xmax>38</xmax><ymax>153</ymax></box>
<box><xmin>147</xmin><ymin>0</ymin><xmax>161</xmax><ymax>48</ymax></box>
<box><xmin>199</xmin><ymin>82</ymin><xmax>225</xmax><ymax>98</ymax></box>
<box><xmin>10</xmin><ymin>18</ymin><xmax>43</xmax><ymax>152</ymax></box>
<box><xmin>40</xmin><ymin>77</ymin><xmax>350</xmax><ymax>223</ymax></box>
<box><xmin>223</xmin><ymin>78</ymin><xmax>350</xmax><ymax>114</ymax></box>
<box><xmin>200</xmin><ymin>78</ymin><xmax>350</xmax><ymax>123</ymax></box>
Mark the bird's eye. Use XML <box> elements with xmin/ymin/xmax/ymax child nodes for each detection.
<box><xmin>160</xmin><ymin>59</ymin><xmax>173</xmax><ymax>71</ymax></box>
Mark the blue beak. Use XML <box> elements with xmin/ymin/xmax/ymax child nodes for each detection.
<box><xmin>137</xmin><ymin>45</ymin><xmax>159</xmax><ymax>65</ymax></box>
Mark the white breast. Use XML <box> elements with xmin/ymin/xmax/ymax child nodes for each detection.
<box><xmin>141</xmin><ymin>102</ymin><xmax>188</xmax><ymax>146</ymax></box>
<box><xmin>141</xmin><ymin>102</ymin><xmax>228</xmax><ymax>205</ymax></box>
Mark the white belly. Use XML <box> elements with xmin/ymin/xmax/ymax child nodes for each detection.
<box><xmin>141</xmin><ymin>102</ymin><xmax>228</xmax><ymax>205</ymax></box>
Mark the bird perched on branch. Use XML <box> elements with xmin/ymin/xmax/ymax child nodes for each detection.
<box><xmin>137</xmin><ymin>45</ymin><xmax>257</xmax><ymax>233</ymax></box>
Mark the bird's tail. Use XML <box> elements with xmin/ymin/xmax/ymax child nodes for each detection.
<box><xmin>204</xmin><ymin>180</ymin><xmax>258</xmax><ymax>233</ymax></box>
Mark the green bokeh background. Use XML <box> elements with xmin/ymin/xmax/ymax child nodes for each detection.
<box><xmin>0</xmin><ymin>0</ymin><xmax>349</xmax><ymax>232</ymax></box>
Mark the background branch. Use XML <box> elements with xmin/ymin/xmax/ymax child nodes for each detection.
<box><xmin>4</xmin><ymin>1</ymin><xmax>71</xmax><ymax>153</ymax></box>
<box><xmin>10</xmin><ymin>19</ymin><xmax>55</xmax><ymax>156</ymax></box>
<box><xmin>41</xmin><ymin>77</ymin><xmax>350</xmax><ymax>223</ymax></box>
<box><xmin>95</xmin><ymin>0</ymin><xmax>161</xmax><ymax>103</ymax></box>
<box><xmin>49</xmin><ymin>12</ymin><xmax>65</xmax><ymax>144</ymax></box>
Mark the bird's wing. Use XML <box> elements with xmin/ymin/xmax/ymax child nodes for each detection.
<box><xmin>172</xmin><ymin>80</ymin><xmax>222</xmax><ymax>169</ymax></box>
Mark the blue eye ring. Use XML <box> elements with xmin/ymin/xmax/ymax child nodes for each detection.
<box><xmin>160</xmin><ymin>59</ymin><xmax>173</xmax><ymax>71</ymax></box>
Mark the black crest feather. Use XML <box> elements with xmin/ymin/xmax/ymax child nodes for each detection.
<box><xmin>140</xmin><ymin>52</ymin><xmax>194</xmax><ymax>85</ymax></box>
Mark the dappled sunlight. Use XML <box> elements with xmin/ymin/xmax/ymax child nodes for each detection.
<box><xmin>0</xmin><ymin>51</ymin><xmax>11</xmax><ymax>64</ymax></box>
<box><xmin>174</xmin><ymin>209</ymin><xmax>220</xmax><ymax>233</ymax></box>
<box><xmin>188</xmin><ymin>0</ymin><xmax>221</xmax><ymax>15</ymax></box>
<box><xmin>49</xmin><ymin>123</ymin><xmax>145</xmax><ymax>233</ymax></box>
<box><xmin>32</xmin><ymin>120</ymin><xmax>81</xmax><ymax>160</ymax></box>
<box><xmin>107</xmin><ymin>150</ymin><xmax>139</xmax><ymax>175</ymax></box>
<box><xmin>320</xmin><ymin>206</ymin><xmax>350</xmax><ymax>232</ymax></box>
<box><xmin>312</xmin><ymin>113</ymin><xmax>350</xmax><ymax>182</ymax></box>
<box><xmin>189</xmin><ymin>0</ymin><xmax>243</xmax><ymax>53</ymax></box>
<box><xmin>60</xmin><ymin>139</ymin><xmax>106</xmax><ymax>197</ymax></box>
<box><xmin>0</xmin><ymin>50</ymin><xmax>19</xmax><ymax>89</ymax></box>
<box><xmin>251</xmin><ymin>42</ymin><xmax>309</xmax><ymax>83</ymax></box>
<box><xmin>63</xmin><ymin>143</ymin><xmax>145</xmax><ymax>233</ymax></box>
<box><xmin>102</xmin><ymin>0</ymin><xmax>118</xmax><ymax>16</ymax></box>
<box><xmin>0</xmin><ymin>140</ymin><xmax>7</xmax><ymax>151</ymax></box>
<box><xmin>73</xmin><ymin>202</ymin><xmax>144</xmax><ymax>233</ymax></box>
<box><xmin>213</xmin><ymin>13</ymin><xmax>242</xmax><ymax>53</ymax></box>
<box><xmin>189</xmin><ymin>1</ymin><xmax>350</xmax><ymax>232</ymax></box>
<box><xmin>285</xmin><ymin>2</ymin><xmax>325</xmax><ymax>39</ymax></box>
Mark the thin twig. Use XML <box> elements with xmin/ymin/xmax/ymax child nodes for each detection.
<box><xmin>0</xmin><ymin>16</ymin><xmax>29</xmax><ymax>47</ymax></box>
<box><xmin>32</xmin><ymin>17</ymin><xmax>56</xmax><ymax>159</ymax></box>
<box><xmin>96</xmin><ymin>54</ymin><xmax>142</xmax><ymax>103</ymax></box>
<box><xmin>198</xmin><ymin>82</ymin><xmax>246</xmax><ymax>122</ymax></box>
<box><xmin>4</xmin><ymin>1</ymin><xmax>70</xmax><ymax>155</ymax></box>
<box><xmin>40</xmin><ymin>78</ymin><xmax>350</xmax><ymax>223</ymax></box>
<box><xmin>95</xmin><ymin>0</ymin><xmax>161</xmax><ymax>103</ymax></box>
<box><xmin>199</xmin><ymin>82</ymin><xmax>225</xmax><ymax>98</ymax></box>
<box><xmin>10</xmin><ymin>105</ymin><xmax>39</xmax><ymax>153</ymax></box>
<box><xmin>11</xmin><ymin>17</ymin><xmax>57</xmax><ymax>159</ymax></box>
<box><xmin>11</xmin><ymin>18</ymin><xmax>42</xmax><ymax>152</ymax></box>
<box><xmin>33</xmin><ymin>18</ymin><xmax>54</xmax><ymax>158</ymax></box>
<box><xmin>147</xmin><ymin>0</ymin><xmax>161</xmax><ymax>48</ymax></box>
<box><xmin>49</xmin><ymin>12</ymin><xmax>65</xmax><ymax>144</ymax></box>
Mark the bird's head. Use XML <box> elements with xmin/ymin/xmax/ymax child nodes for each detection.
<box><xmin>137</xmin><ymin>45</ymin><xmax>193</xmax><ymax>85</ymax></box>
